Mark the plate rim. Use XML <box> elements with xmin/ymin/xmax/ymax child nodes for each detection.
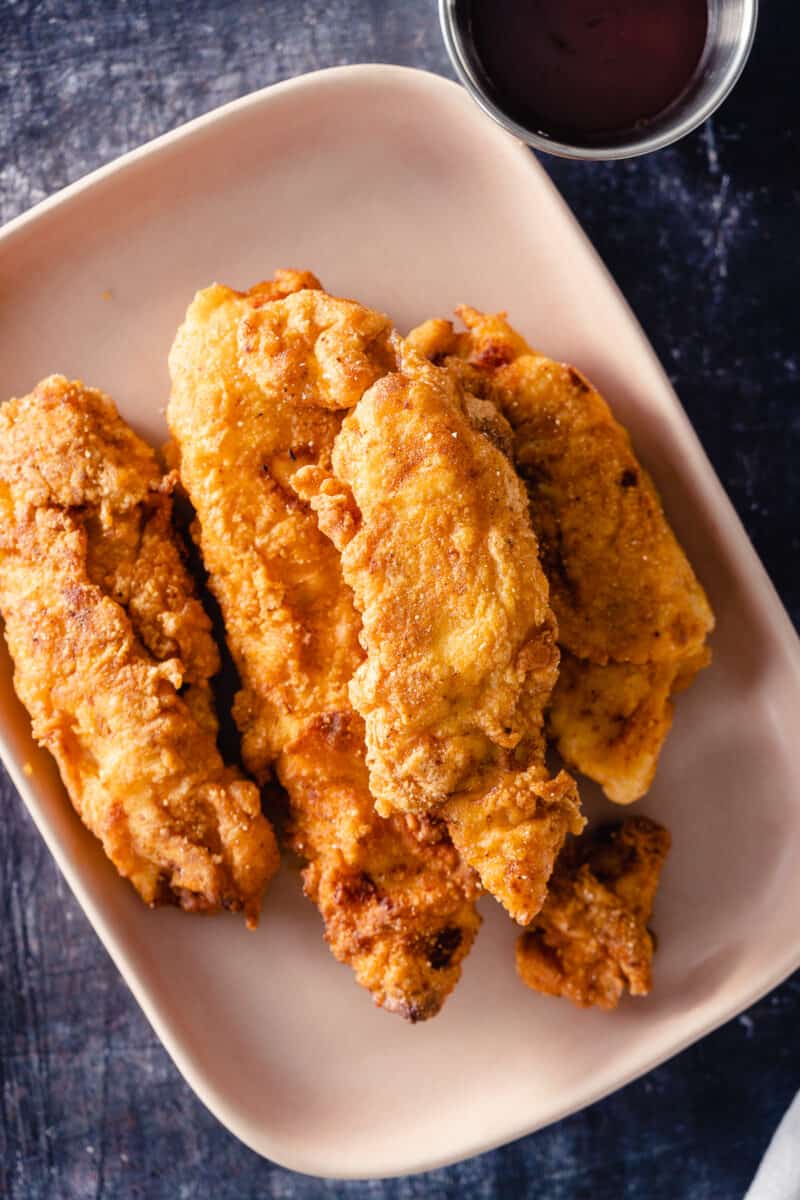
<box><xmin>2</xmin><ymin>62</ymin><xmax>800</xmax><ymax>1179</ymax></box>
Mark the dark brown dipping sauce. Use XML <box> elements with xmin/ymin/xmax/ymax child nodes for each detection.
<box><xmin>465</xmin><ymin>0</ymin><xmax>709</xmax><ymax>143</ymax></box>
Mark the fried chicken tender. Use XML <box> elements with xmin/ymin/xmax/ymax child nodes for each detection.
<box><xmin>281</xmin><ymin>711</ymin><xmax>479</xmax><ymax>1021</ymax></box>
<box><xmin>0</xmin><ymin>376</ymin><xmax>278</xmax><ymax>924</ymax></box>
<box><xmin>168</xmin><ymin>270</ymin><xmax>392</xmax><ymax>772</ymax></box>
<box><xmin>167</xmin><ymin>273</ymin><xmax>480</xmax><ymax>1018</ymax></box>
<box><xmin>547</xmin><ymin>653</ymin><xmax>705</xmax><ymax>807</ymax></box>
<box><xmin>408</xmin><ymin>311</ymin><xmax>714</xmax><ymax>804</ymax></box>
<box><xmin>516</xmin><ymin>816</ymin><xmax>670</xmax><ymax>1008</ymax></box>
<box><xmin>294</xmin><ymin>343</ymin><xmax>583</xmax><ymax>926</ymax></box>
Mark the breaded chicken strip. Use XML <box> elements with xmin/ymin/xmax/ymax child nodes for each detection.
<box><xmin>168</xmin><ymin>273</ymin><xmax>480</xmax><ymax>1019</ymax></box>
<box><xmin>169</xmin><ymin>270</ymin><xmax>392</xmax><ymax>772</ymax></box>
<box><xmin>516</xmin><ymin>816</ymin><xmax>670</xmax><ymax>1008</ymax></box>
<box><xmin>281</xmin><ymin>711</ymin><xmax>479</xmax><ymax>1021</ymax></box>
<box><xmin>294</xmin><ymin>343</ymin><xmax>583</xmax><ymax>926</ymax></box>
<box><xmin>408</xmin><ymin>312</ymin><xmax>714</xmax><ymax>804</ymax></box>
<box><xmin>546</xmin><ymin>652</ymin><xmax>707</xmax><ymax>806</ymax></box>
<box><xmin>0</xmin><ymin>376</ymin><xmax>278</xmax><ymax>925</ymax></box>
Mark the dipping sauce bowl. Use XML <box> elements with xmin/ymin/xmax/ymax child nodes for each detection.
<box><xmin>440</xmin><ymin>0</ymin><xmax>758</xmax><ymax>159</ymax></box>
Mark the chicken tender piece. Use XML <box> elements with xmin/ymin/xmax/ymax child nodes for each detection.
<box><xmin>294</xmin><ymin>343</ymin><xmax>583</xmax><ymax>926</ymax></box>
<box><xmin>168</xmin><ymin>273</ymin><xmax>480</xmax><ymax>1018</ymax></box>
<box><xmin>408</xmin><ymin>311</ymin><xmax>714</xmax><ymax>803</ymax></box>
<box><xmin>547</xmin><ymin>653</ymin><xmax>704</xmax><ymax>806</ymax></box>
<box><xmin>281</xmin><ymin>711</ymin><xmax>479</xmax><ymax>1022</ymax></box>
<box><xmin>169</xmin><ymin>270</ymin><xmax>393</xmax><ymax>772</ymax></box>
<box><xmin>0</xmin><ymin>376</ymin><xmax>278</xmax><ymax>925</ymax></box>
<box><xmin>516</xmin><ymin>816</ymin><xmax>670</xmax><ymax>1008</ymax></box>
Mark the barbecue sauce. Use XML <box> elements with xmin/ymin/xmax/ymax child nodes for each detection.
<box><xmin>465</xmin><ymin>0</ymin><xmax>709</xmax><ymax>143</ymax></box>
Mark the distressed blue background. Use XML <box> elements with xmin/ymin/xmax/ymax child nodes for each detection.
<box><xmin>1</xmin><ymin>2</ymin><xmax>798</xmax><ymax>1196</ymax></box>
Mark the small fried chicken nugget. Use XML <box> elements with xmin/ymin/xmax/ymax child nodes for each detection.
<box><xmin>516</xmin><ymin>816</ymin><xmax>670</xmax><ymax>1008</ymax></box>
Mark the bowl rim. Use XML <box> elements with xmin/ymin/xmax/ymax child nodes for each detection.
<box><xmin>438</xmin><ymin>0</ymin><xmax>759</xmax><ymax>160</ymax></box>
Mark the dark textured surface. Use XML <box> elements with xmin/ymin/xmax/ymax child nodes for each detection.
<box><xmin>1</xmin><ymin>2</ymin><xmax>798</xmax><ymax>1197</ymax></box>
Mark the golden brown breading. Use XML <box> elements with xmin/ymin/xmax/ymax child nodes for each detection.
<box><xmin>0</xmin><ymin>376</ymin><xmax>279</xmax><ymax>925</ymax></box>
<box><xmin>546</xmin><ymin>652</ymin><xmax>708</xmax><ymax>806</ymax></box>
<box><xmin>294</xmin><ymin>342</ymin><xmax>583</xmax><ymax>926</ymax></box>
<box><xmin>281</xmin><ymin>711</ymin><xmax>480</xmax><ymax>1022</ymax></box>
<box><xmin>516</xmin><ymin>816</ymin><xmax>670</xmax><ymax>1009</ymax></box>
<box><xmin>167</xmin><ymin>274</ymin><xmax>481</xmax><ymax>1018</ymax></box>
<box><xmin>168</xmin><ymin>271</ymin><xmax>392</xmax><ymax>773</ymax></box>
<box><xmin>408</xmin><ymin>310</ymin><xmax>714</xmax><ymax>804</ymax></box>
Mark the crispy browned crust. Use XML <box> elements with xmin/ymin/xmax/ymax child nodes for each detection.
<box><xmin>516</xmin><ymin>816</ymin><xmax>671</xmax><ymax>1009</ymax></box>
<box><xmin>408</xmin><ymin>310</ymin><xmax>714</xmax><ymax>804</ymax></box>
<box><xmin>0</xmin><ymin>375</ymin><xmax>279</xmax><ymax>925</ymax></box>
<box><xmin>295</xmin><ymin>342</ymin><xmax>583</xmax><ymax>926</ymax></box>
<box><xmin>168</xmin><ymin>272</ymin><xmax>393</xmax><ymax>774</ymax></box>
<box><xmin>281</xmin><ymin>711</ymin><xmax>480</xmax><ymax>1021</ymax></box>
<box><xmin>547</xmin><ymin>649</ymin><xmax>708</xmax><ymax>805</ymax></box>
<box><xmin>167</xmin><ymin>272</ymin><xmax>480</xmax><ymax>1018</ymax></box>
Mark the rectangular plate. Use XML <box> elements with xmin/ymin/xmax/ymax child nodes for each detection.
<box><xmin>1</xmin><ymin>65</ymin><xmax>799</xmax><ymax>1179</ymax></box>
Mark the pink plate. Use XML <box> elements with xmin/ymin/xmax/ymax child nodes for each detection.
<box><xmin>1</xmin><ymin>65</ymin><xmax>798</xmax><ymax>1178</ymax></box>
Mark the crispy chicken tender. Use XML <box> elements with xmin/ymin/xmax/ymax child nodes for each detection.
<box><xmin>167</xmin><ymin>273</ymin><xmax>480</xmax><ymax>1018</ymax></box>
<box><xmin>547</xmin><ymin>653</ymin><xmax>703</xmax><ymax>807</ymax></box>
<box><xmin>281</xmin><ymin>711</ymin><xmax>480</xmax><ymax>1022</ymax></box>
<box><xmin>408</xmin><ymin>311</ymin><xmax>714</xmax><ymax>804</ymax></box>
<box><xmin>294</xmin><ymin>343</ymin><xmax>583</xmax><ymax>926</ymax></box>
<box><xmin>516</xmin><ymin>816</ymin><xmax>671</xmax><ymax>1009</ymax></box>
<box><xmin>0</xmin><ymin>376</ymin><xmax>278</xmax><ymax>925</ymax></box>
<box><xmin>168</xmin><ymin>270</ymin><xmax>393</xmax><ymax>772</ymax></box>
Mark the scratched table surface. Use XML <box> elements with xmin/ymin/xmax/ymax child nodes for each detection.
<box><xmin>1</xmin><ymin>2</ymin><xmax>798</xmax><ymax>1197</ymax></box>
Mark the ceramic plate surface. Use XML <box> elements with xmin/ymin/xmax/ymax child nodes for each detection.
<box><xmin>1</xmin><ymin>66</ymin><xmax>799</xmax><ymax>1179</ymax></box>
